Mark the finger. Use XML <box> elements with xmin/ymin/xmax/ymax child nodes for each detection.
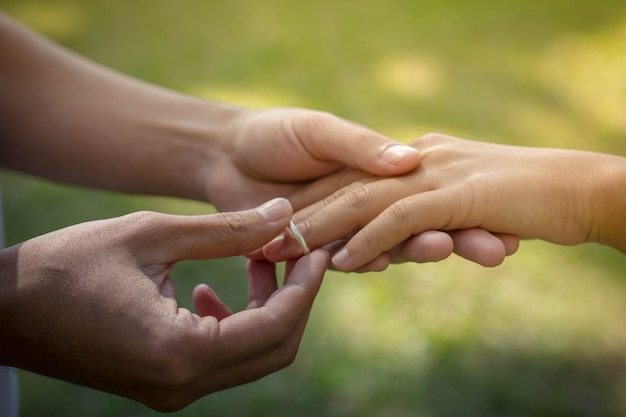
<box><xmin>352</xmin><ymin>253</ymin><xmax>390</xmax><ymax>273</ymax></box>
<box><xmin>246</xmin><ymin>259</ymin><xmax>278</xmax><ymax>309</ymax></box>
<box><xmin>263</xmin><ymin>178</ymin><xmax>411</xmax><ymax>262</ymax></box>
<box><xmin>493</xmin><ymin>232</ymin><xmax>520</xmax><ymax>255</ymax></box>
<box><xmin>331</xmin><ymin>190</ymin><xmax>460</xmax><ymax>271</ymax></box>
<box><xmin>133</xmin><ymin>197</ymin><xmax>292</xmax><ymax>263</ymax></box>
<box><xmin>287</xmin><ymin>168</ymin><xmax>374</xmax><ymax>212</ymax></box>
<box><xmin>169</xmin><ymin>251</ymin><xmax>329</xmax><ymax>402</ymax></box>
<box><xmin>388</xmin><ymin>230</ymin><xmax>454</xmax><ymax>264</ymax></box>
<box><xmin>192</xmin><ymin>284</ymin><xmax>232</xmax><ymax>320</ymax></box>
<box><xmin>209</xmin><ymin>250</ymin><xmax>328</xmax><ymax>367</ymax></box>
<box><xmin>245</xmin><ymin>246</ymin><xmax>266</xmax><ymax>261</ymax></box>
<box><xmin>294</xmin><ymin>112</ymin><xmax>421</xmax><ymax>176</ymax></box>
<box><xmin>192</xmin><ymin>253</ymin><xmax>327</xmax><ymax>395</ymax></box>
<box><xmin>449</xmin><ymin>229</ymin><xmax>507</xmax><ymax>267</ymax></box>
<box><xmin>385</xmin><ymin>230</ymin><xmax>518</xmax><ymax>267</ymax></box>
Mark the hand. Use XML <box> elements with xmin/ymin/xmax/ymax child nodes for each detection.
<box><xmin>204</xmin><ymin>108</ymin><xmax>421</xmax><ymax>211</ymax></box>
<box><xmin>260</xmin><ymin>133</ymin><xmax>613</xmax><ymax>270</ymax></box>
<box><xmin>0</xmin><ymin>198</ymin><xmax>328</xmax><ymax>411</ymax></box>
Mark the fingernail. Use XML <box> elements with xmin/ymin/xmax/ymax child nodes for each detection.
<box><xmin>381</xmin><ymin>145</ymin><xmax>419</xmax><ymax>166</ymax></box>
<box><xmin>331</xmin><ymin>247</ymin><xmax>351</xmax><ymax>270</ymax></box>
<box><xmin>264</xmin><ymin>233</ymin><xmax>285</xmax><ymax>254</ymax></box>
<box><xmin>257</xmin><ymin>198</ymin><xmax>291</xmax><ymax>222</ymax></box>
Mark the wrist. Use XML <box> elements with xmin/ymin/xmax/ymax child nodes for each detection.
<box><xmin>589</xmin><ymin>153</ymin><xmax>626</xmax><ymax>252</ymax></box>
<box><xmin>142</xmin><ymin>96</ymin><xmax>248</xmax><ymax>201</ymax></box>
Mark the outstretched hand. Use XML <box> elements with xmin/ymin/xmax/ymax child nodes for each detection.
<box><xmin>262</xmin><ymin>134</ymin><xmax>603</xmax><ymax>270</ymax></box>
<box><xmin>0</xmin><ymin>198</ymin><xmax>328</xmax><ymax>411</ymax></box>
<box><xmin>263</xmin><ymin>133</ymin><xmax>625</xmax><ymax>270</ymax></box>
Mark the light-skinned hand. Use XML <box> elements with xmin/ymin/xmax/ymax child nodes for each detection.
<box><xmin>262</xmin><ymin>133</ymin><xmax>626</xmax><ymax>270</ymax></box>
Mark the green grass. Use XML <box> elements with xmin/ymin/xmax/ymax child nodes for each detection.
<box><xmin>1</xmin><ymin>0</ymin><xmax>626</xmax><ymax>415</ymax></box>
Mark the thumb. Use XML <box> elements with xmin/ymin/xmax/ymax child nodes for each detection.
<box><xmin>137</xmin><ymin>198</ymin><xmax>292</xmax><ymax>262</ymax></box>
<box><xmin>297</xmin><ymin>112</ymin><xmax>421</xmax><ymax>176</ymax></box>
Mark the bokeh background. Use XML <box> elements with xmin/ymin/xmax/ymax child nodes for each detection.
<box><xmin>1</xmin><ymin>0</ymin><xmax>625</xmax><ymax>416</ymax></box>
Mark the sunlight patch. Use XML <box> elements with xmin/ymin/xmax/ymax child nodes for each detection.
<box><xmin>538</xmin><ymin>18</ymin><xmax>626</xmax><ymax>134</ymax></box>
<box><xmin>374</xmin><ymin>53</ymin><xmax>444</xmax><ymax>100</ymax></box>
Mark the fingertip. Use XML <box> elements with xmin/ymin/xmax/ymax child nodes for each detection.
<box><xmin>193</xmin><ymin>284</ymin><xmax>232</xmax><ymax>319</ymax></box>
<box><xmin>246</xmin><ymin>247</ymin><xmax>267</xmax><ymax>260</ymax></box>
<box><xmin>262</xmin><ymin>233</ymin><xmax>286</xmax><ymax>260</ymax></box>
<box><xmin>451</xmin><ymin>229</ymin><xmax>507</xmax><ymax>267</ymax></box>
<box><xmin>282</xmin><ymin>249</ymin><xmax>329</xmax><ymax>293</ymax></box>
<box><xmin>353</xmin><ymin>253</ymin><xmax>390</xmax><ymax>272</ymax></box>
<box><xmin>288</xmin><ymin>248</ymin><xmax>331</xmax><ymax>273</ymax></box>
<box><xmin>308</xmin><ymin>249</ymin><xmax>331</xmax><ymax>283</ymax></box>
<box><xmin>378</xmin><ymin>144</ymin><xmax>421</xmax><ymax>174</ymax></box>
<box><xmin>310</xmin><ymin>247</ymin><xmax>331</xmax><ymax>265</ymax></box>
<box><xmin>255</xmin><ymin>197</ymin><xmax>293</xmax><ymax>223</ymax></box>
<box><xmin>495</xmin><ymin>233</ymin><xmax>520</xmax><ymax>255</ymax></box>
<box><xmin>331</xmin><ymin>247</ymin><xmax>352</xmax><ymax>271</ymax></box>
<box><xmin>399</xmin><ymin>231</ymin><xmax>454</xmax><ymax>263</ymax></box>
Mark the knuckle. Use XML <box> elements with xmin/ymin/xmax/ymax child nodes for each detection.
<box><xmin>222</xmin><ymin>211</ymin><xmax>251</xmax><ymax>233</ymax></box>
<box><xmin>215</xmin><ymin>211</ymin><xmax>254</xmax><ymax>237</ymax></box>
<box><xmin>386</xmin><ymin>200</ymin><xmax>413</xmax><ymax>225</ymax></box>
<box><xmin>307</xmin><ymin>109</ymin><xmax>333</xmax><ymax>125</ymax></box>
<box><xmin>125</xmin><ymin>210</ymin><xmax>164</xmax><ymax>226</ymax></box>
<box><xmin>416</xmin><ymin>132</ymin><xmax>443</xmax><ymax>143</ymax></box>
<box><xmin>294</xmin><ymin>110</ymin><xmax>331</xmax><ymax>138</ymax></box>
<box><xmin>353</xmin><ymin>129</ymin><xmax>379</xmax><ymax>149</ymax></box>
<box><xmin>341</xmin><ymin>186</ymin><xmax>373</xmax><ymax>212</ymax></box>
<box><xmin>358</xmin><ymin>227</ymin><xmax>378</xmax><ymax>250</ymax></box>
<box><xmin>410</xmin><ymin>132</ymin><xmax>448</xmax><ymax>149</ymax></box>
<box><xmin>294</xmin><ymin>219</ymin><xmax>315</xmax><ymax>245</ymax></box>
<box><xmin>452</xmin><ymin>184</ymin><xmax>478</xmax><ymax>227</ymax></box>
<box><xmin>119</xmin><ymin>211</ymin><xmax>169</xmax><ymax>237</ymax></box>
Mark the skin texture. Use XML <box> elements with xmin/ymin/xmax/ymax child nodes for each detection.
<box><xmin>263</xmin><ymin>134</ymin><xmax>626</xmax><ymax>271</ymax></box>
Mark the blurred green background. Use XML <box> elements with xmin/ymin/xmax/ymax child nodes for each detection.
<box><xmin>1</xmin><ymin>0</ymin><xmax>625</xmax><ymax>416</ymax></box>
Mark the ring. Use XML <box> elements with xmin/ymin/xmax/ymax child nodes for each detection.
<box><xmin>288</xmin><ymin>221</ymin><xmax>311</xmax><ymax>255</ymax></box>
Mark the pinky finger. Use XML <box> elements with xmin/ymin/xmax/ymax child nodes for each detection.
<box><xmin>449</xmin><ymin>228</ymin><xmax>507</xmax><ymax>267</ymax></box>
<box><xmin>492</xmin><ymin>232</ymin><xmax>520</xmax><ymax>255</ymax></box>
<box><xmin>389</xmin><ymin>230</ymin><xmax>454</xmax><ymax>264</ymax></box>
<box><xmin>352</xmin><ymin>253</ymin><xmax>391</xmax><ymax>273</ymax></box>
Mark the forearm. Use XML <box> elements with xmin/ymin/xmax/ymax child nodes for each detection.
<box><xmin>0</xmin><ymin>245</ymin><xmax>21</xmax><ymax>366</ymax></box>
<box><xmin>0</xmin><ymin>12</ymin><xmax>244</xmax><ymax>201</ymax></box>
